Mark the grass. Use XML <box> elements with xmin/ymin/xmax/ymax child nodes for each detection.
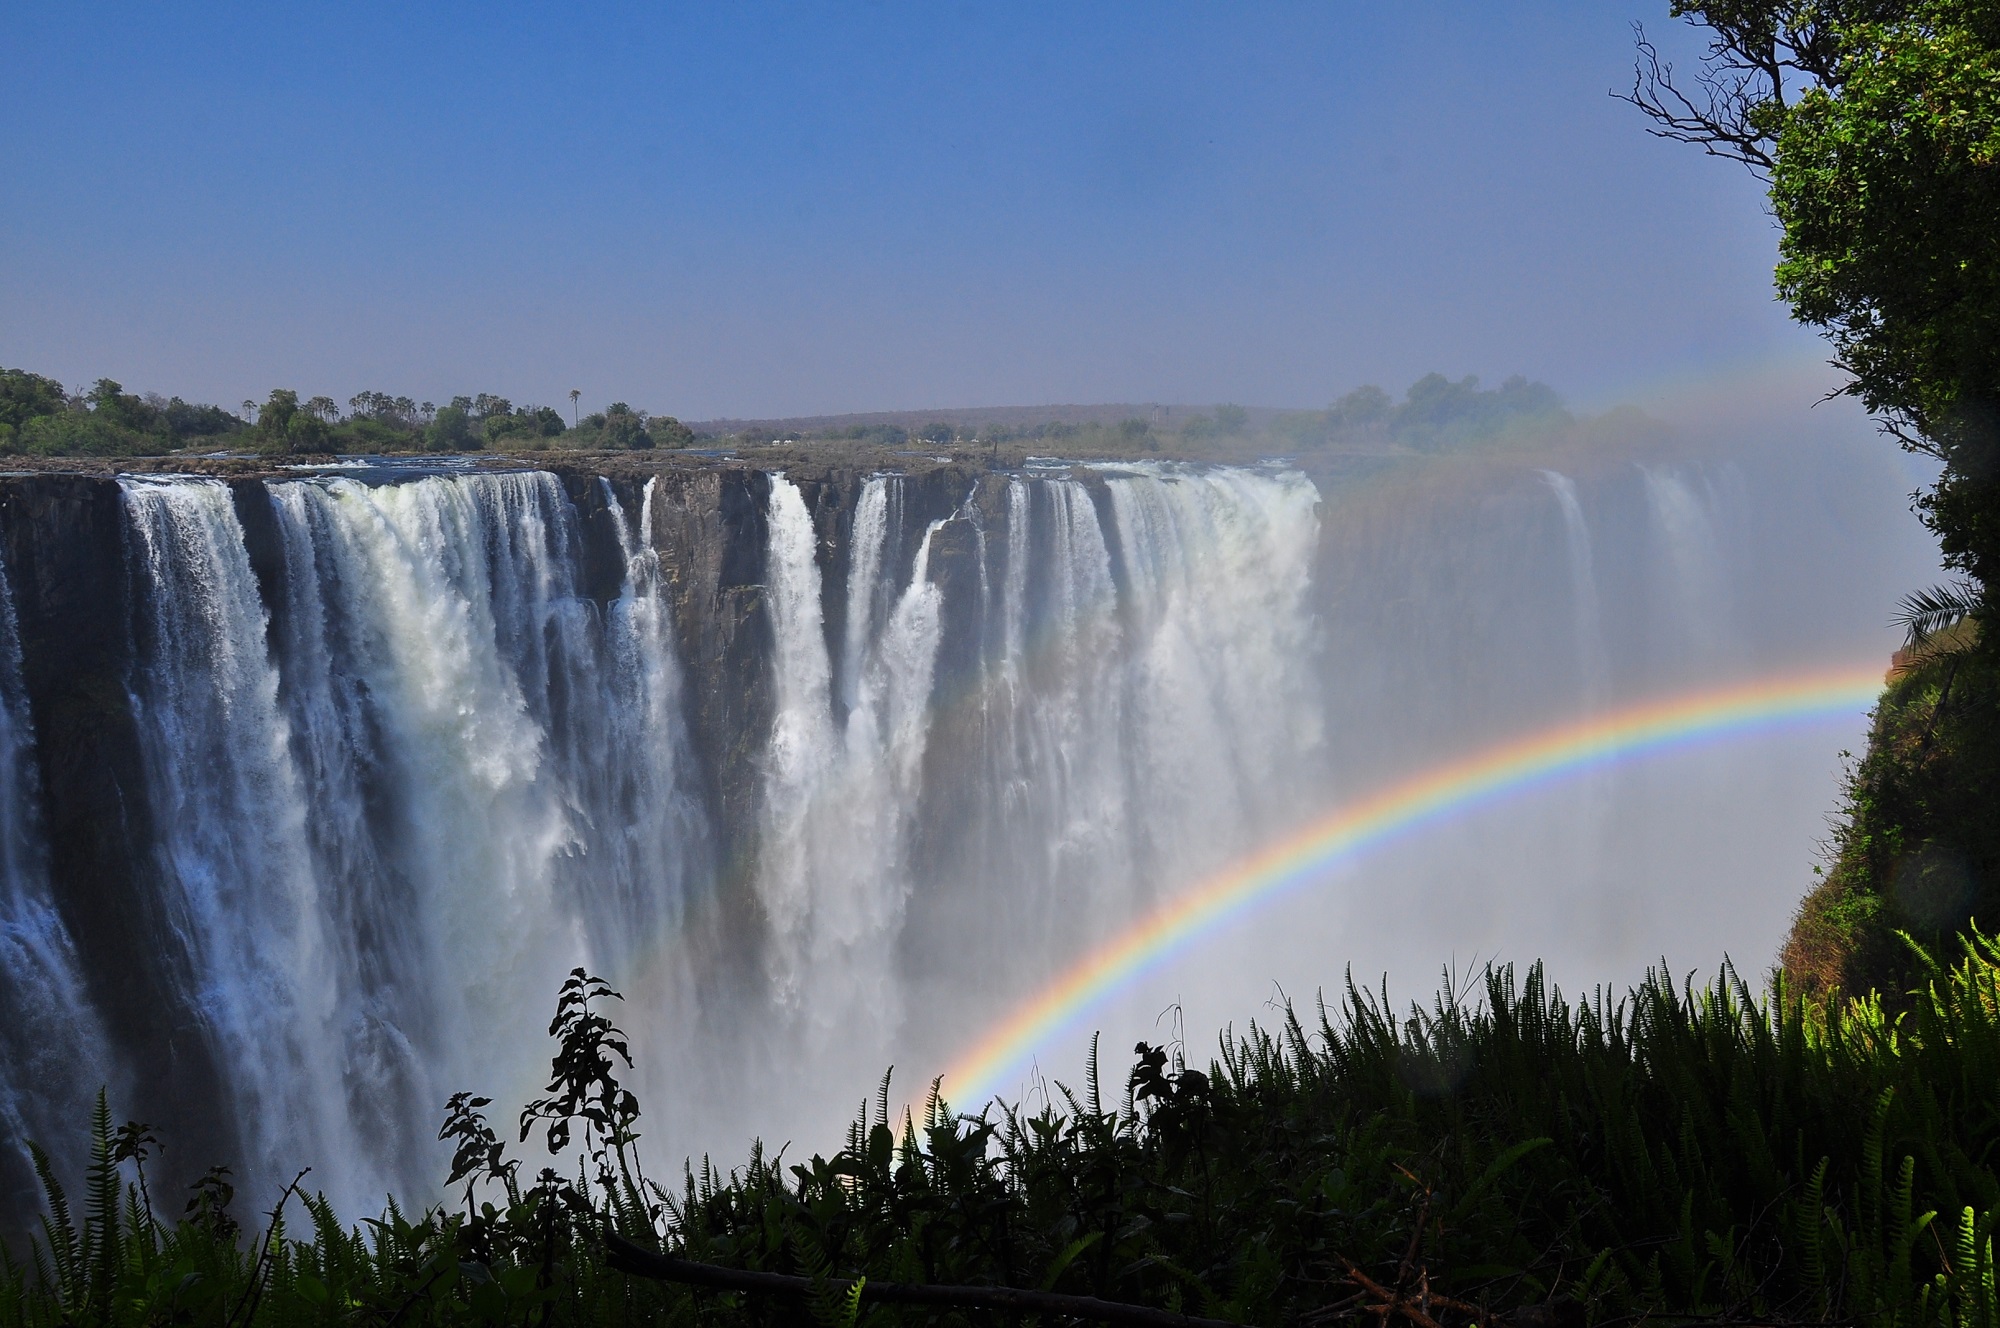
<box><xmin>7</xmin><ymin>937</ymin><xmax>2000</xmax><ymax>1326</ymax></box>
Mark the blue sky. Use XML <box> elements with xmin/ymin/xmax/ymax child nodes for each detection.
<box><xmin>2</xmin><ymin>2</ymin><xmax>1815</xmax><ymax>421</ymax></box>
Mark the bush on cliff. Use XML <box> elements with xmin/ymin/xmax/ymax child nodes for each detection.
<box><xmin>1786</xmin><ymin>618</ymin><xmax>2000</xmax><ymax>998</ymax></box>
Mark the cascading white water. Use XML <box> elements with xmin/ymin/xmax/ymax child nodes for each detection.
<box><xmin>1641</xmin><ymin>464</ymin><xmax>1741</xmax><ymax>671</ymax></box>
<box><xmin>596</xmin><ymin>478</ymin><xmax>710</xmax><ymax>970</ymax></box>
<box><xmin>260</xmin><ymin>470</ymin><xmax>727</xmax><ymax>1206</ymax></box>
<box><xmin>89</xmin><ymin>471</ymin><xmax>719</xmax><ymax>1212</ymax></box>
<box><xmin>983</xmin><ymin>476</ymin><xmax>1133</xmax><ymax>939</ymax></box>
<box><xmin>122</xmin><ymin>476</ymin><xmax>359</xmax><ymax>1196</ymax></box>
<box><xmin>1540</xmin><ymin>470</ymin><xmax>1610</xmax><ymax>709</ymax></box>
<box><xmin>1105</xmin><ymin>465</ymin><xmax>1324</xmax><ymax>883</ymax></box>
<box><xmin>753</xmin><ymin>475</ymin><xmax>947</xmax><ymax>1090</ymax></box>
<box><xmin>882</xmin><ymin>463</ymin><xmax>1327</xmax><ymax>1096</ymax></box>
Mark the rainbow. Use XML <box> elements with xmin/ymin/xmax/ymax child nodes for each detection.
<box><xmin>940</xmin><ymin>666</ymin><xmax>1886</xmax><ymax>1105</ymax></box>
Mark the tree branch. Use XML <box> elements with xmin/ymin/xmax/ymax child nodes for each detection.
<box><xmin>1618</xmin><ymin>25</ymin><xmax>1777</xmax><ymax>175</ymax></box>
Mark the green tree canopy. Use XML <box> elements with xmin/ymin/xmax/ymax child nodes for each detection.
<box><xmin>649</xmin><ymin>415</ymin><xmax>695</xmax><ymax>448</ymax></box>
<box><xmin>0</xmin><ymin>368</ymin><xmax>66</xmax><ymax>431</ymax></box>
<box><xmin>1268</xmin><ymin>374</ymin><xmax>1567</xmax><ymax>450</ymax></box>
<box><xmin>426</xmin><ymin>402</ymin><xmax>476</xmax><ymax>452</ymax></box>
<box><xmin>0</xmin><ymin>366</ymin><xmax>242</xmax><ymax>455</ymax></box>
<box><xmin>255</xmin><ymin>388</ymin><xmax>332</xmax><ymax>455</ymax></box>
<box><xmin>598</xmin><ymin>403</ymin><xmax>652</xmax><ymax>450</ymax></box>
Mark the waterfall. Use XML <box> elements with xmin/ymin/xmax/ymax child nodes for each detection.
<box><xmin>754</xmin><ymin>475</ymin><xmax>946</xmax><ymax>1083</ymax></box>
<box><xmin>1106</xmin><ymin>464</ymin><xmax>1323</xmax><ymax>883</ymax></box>
<box><xmin>0</xmin><ymin>439</ymin><xmax>1922</xmax><ymax>1218</ymax></box>
<box><xmin>102</xmin><ymin>472</ymin><xmax>722</xmax><ymax>1212</ymax></box>
<box><xmin>892</xmin><ymin>463</ymin><xmax>1324</xmax><ymax>1049</ymax></box>
<box><xmin>596</xmin><ymin>477</ymin><xmax>709</xmax><ymax>970</ymax></box>
<box><xmin>122</xmin><ymin>476</ymin><xmax>358</xmax><ymax>1196</ymax></box>
<box><xmin>1640</xmin><ymin>464</ymin><xmax>1737</xmax><ymax>667</ymax></box>
<box><xmin>992</xmin><ymin>476</ymin><xmax>1131</xmax><ymax>936</ymax></box>
<box><xmin>1540</xmin><ymin>470</ymin><xmax>1610</xmax><ymax>708</ymax></box>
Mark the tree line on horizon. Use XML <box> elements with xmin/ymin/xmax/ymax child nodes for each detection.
<box><xmin>1</xmin><ymin>361</ymin><xmax>1572</xmax><ymax>462</ymax></box>
<box><xmin>653</xmin><ymin>373</ymin><xmax>1572</xmax><ymax>455</ymax></box>
<box><xmin>0</xmin><ymin>370</ymin><xmax>698</xmax><ymax>458</ymax></box>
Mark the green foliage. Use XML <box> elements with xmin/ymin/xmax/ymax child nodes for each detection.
<box><xmin>1898</xmin><ymin>580</ymin><xmax>1983</xmax><ymax>654</ymax></box>
<box><xmin>485</xmin><ymin>406</ymin><xmax>566</xmax><ymax>445</ymax></box>
<box><xmin>0</xmin><ymin>368</ymin><xmax>244</xmax><ymax>456</ymax></box>
<box><xmin>599</xmin><ymin>405</ymin><xmax>652</xmax><ymax>451</ymax></box>
<box><xmin>648</xmin><ymin>416</ymin><xmax>694</xmax><ymax>449</ymax></box>
<box><xmin>1765</xmin><ymin>0</ymin><xmax>2000</xmax><ymax>589</ymax></box>
<box><xmin>14</xmin><ymin>942</ymin><xmax>2000</xmax><ymax>1326</ymax></box>
<box><xmin>253</xmin><ymin>389</ymin><xmax>333</xmax><ymax>456</ymax></box>
<box><xmin>1393</xmin><ymin>373</ymin><xmax>1566</xmax><ymax>449</ymax></box>
<box><xmin>1327</xmin><ymin>384</ymin><xmax>1390</xmax><ymax>432</ymax></box>
<box><xmin>421</xmin><ymin>401</ymin><xmax>472</xmax><ymax>452</ymax></box>
<box><xmin>0</xmin><ymin>369</ymin><xmax>67</xmax><ymax>432</ymax></box>
<box><xmin>347</xmin><ymin>391</ymin><xmax>423</xmax><ymax>429</ymax></box>
<box><xmin>14</xmin><ymin>412</ymin><xmax>152</xmax><ymax>458</ymax></box>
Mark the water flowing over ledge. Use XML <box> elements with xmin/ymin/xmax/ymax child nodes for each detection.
<box><xmin>0</xmin><ymin>443</ymin><xmax>1933</xmax><ymax>1223</ymax></box>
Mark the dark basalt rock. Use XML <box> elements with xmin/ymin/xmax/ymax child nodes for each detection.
<box><xmin>0</xmin><ymin>474</ymin><xmax>241</xmax><ymax>1184</ymax></box>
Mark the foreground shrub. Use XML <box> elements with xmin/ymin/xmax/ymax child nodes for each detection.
<box><xmin>7</xmin><ymin>937</ymin><xmax>2000</xmax><ymax>1325</ymax></box>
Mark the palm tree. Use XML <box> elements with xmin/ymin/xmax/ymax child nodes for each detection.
<box><xmin>569</xmin><ymin>389</ymin><xmax>581</xmax><ymax>429</ymax></box>
<box><xmin>1897</xmin><ymin>580</ymin><xmax>1982</xmax><ymax>662</ymax></box>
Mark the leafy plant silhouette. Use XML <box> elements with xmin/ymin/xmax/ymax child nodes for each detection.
<box><xmin>10</xmin><ymin>943</ymin><xmax>2000</xmax><ymax>1325</ymax></box>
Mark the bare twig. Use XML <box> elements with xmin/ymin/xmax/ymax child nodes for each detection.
<box><xmin>1617</xmin><ymin>25</ymin><xmax>1776</xmax><ymax>175</ymax></box>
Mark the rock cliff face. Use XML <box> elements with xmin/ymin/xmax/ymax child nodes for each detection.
<box><xmin>0</xmin><ymin>478</ymin><xmax>239</xmax><ymax>1181</ymax></box>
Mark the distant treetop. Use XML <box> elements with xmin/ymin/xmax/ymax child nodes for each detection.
<box><xmin>1270</xmin><ymin>373</ymin><xmax>1569</xmax><ymax>451</ymax></box>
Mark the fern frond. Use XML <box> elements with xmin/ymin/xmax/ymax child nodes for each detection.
<box><xmin>27</xmin><ymin>1143</ymin><xmax>78</xmax><ymax>1308</ymax></box>
<box><xmin>84</xmin><ymin>1090</ymin><xmax>119</xmax><ymax>1315</ymax></box>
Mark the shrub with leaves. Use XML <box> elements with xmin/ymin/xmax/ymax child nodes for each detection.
<box><xmin>8</xmin><ymin>938</ymin><xmax>2000</xmax><ymax>1325</ymax></box>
